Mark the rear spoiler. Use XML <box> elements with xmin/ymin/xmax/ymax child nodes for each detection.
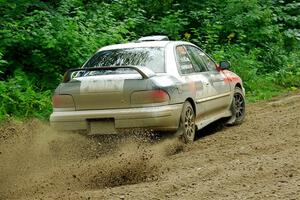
<box><xmin>63</xmin><ymin>66</ymin><xmax>156</xmax><ymax>83</ymax></box>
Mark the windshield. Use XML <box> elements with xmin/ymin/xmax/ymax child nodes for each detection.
<box><xmin>82</xmin><ymin>47</ymin><xmax>165</xmax><ymax>75</ymax></box>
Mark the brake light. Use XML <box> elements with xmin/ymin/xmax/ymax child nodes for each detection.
<box><xmin>151</xmin><ymin>90</ymin><xmax>170</xmax><ymax>102</ymax></box>
<box><xmin>52</xmin><ymin>95</ymin><xmax>75</xmax><ymax>108</ymax></box>
<box><xmin>131</xmin><ymin>90</ymin><xmax>170</xmax><ymax>104</ymax></box>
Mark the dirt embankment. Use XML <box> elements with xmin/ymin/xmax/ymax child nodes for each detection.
<box><xmin>0</xmin><ymin>91</ymin><xmax>300</xmax><ymax>200</ymax></box>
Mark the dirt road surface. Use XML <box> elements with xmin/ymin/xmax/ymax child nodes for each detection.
<box><xmin>0</xmin><ymin>91</ymin><xmax>300</xmax><ymax>200</ymax></box>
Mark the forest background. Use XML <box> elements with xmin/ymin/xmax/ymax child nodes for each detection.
<box><xmin>0</xmin><ymin>0</ymin><xmax>299</xmax><ymax>120</ymax></box>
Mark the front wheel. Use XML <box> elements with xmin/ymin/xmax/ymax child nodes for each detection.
<box><xmin>227</xmin><ymin>87</ymin><xmax>246</xmax><ymax>125</ymax></box>
<box><xmin>178</xmin><ymin>101</ymin><xmax>196</xmax><ymax>143</ymax></box>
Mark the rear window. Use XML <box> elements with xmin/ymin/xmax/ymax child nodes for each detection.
<box><xmin>82</xmin><ymin>47</ymin><xmax>165</xmax><ymax>75</ymax></box>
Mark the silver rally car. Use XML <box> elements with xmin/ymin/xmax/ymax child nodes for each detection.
<box><xmin>50</xmin><ymin>36</ymin><xmax>246</xmax><ymax>142</ymax></box>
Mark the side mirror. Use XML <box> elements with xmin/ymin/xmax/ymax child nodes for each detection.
<box><xmin>219</xmin><ymin>61</ymin><xmax>231</xmax><ymax>70</ymax></box>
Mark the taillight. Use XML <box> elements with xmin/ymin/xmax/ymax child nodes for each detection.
<box><xmin>52</xmin><ymin>95</ymin><xmax>75</xmax><ymax>108</ymax></box>
<box><xmin>131</xmin><ymin>90</ymin><xmax>170</xmax><ymax>104</ymax></box>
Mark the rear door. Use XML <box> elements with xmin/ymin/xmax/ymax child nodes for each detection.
<box><xmin>184</xmin><ymin>45</ymin><xmax>231</xmax><ymax>116</ymax></box>
<box><xmin>175</xmin><ymin>45</ymin><xmax>211</xmax><ymax>119</ymax></box>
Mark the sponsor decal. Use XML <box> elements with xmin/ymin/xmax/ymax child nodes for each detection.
<box><xmin>222</xmin><ymin>70</ymin><xmax>241</xmax><ymax>83</ymax></box>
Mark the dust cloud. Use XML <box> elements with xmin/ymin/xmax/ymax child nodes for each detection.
<box><xmin>0</xmin><ymin>120</ymin><xmax>184</xmax><ymax>199</ymax></box>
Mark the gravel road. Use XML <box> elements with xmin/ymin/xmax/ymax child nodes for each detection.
<box><xmin>1</xmin><ymin>91</ymin><xmax>299</xmax><ymax>200</ymax></box>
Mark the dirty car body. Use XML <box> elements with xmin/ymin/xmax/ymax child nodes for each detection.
<box><xmin>50</xmin><ymin>36</ymin><xmax>245</xmax><ymax>142</ymax></box>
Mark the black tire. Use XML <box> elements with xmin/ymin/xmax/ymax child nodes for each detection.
<box><xmin>178</xmin><ymin>101</ymin><xmax>196</xmax><ymax>143</ymax></box>
<box><xmin>227</xmin><ymin>87</ymin><xmax>246</xmax><ymax>125</ymax></box>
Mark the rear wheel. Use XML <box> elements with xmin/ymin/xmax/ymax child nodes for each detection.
<box><xmin>178</xmin><ymin>101</ymin><xmax>196</xmax><ymax>143</ymax></box>
<box><xmin>227</xmin><ymin>87</ymin><xmax>246</xmax><ymax>125</ymax></box>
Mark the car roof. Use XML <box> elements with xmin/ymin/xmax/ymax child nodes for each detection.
<box><xmin>99</xmin><ymin>41</ymin><xmax>172</xmax><ymax>51</ymax></box>
<box><xmin>98</xmin><ymin>40</ymin><xmax>198</xmax><ymax>51</ymax></box>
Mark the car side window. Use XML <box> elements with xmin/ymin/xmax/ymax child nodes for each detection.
<box><xmin>185</xmin><ymin>46</ymin><xmax>208</xmax><ymax>72</ymax></box>
<box><xmin>198</xmin><ymin>51</ymin><xmax>217</xmax><ymax>71</ymax></box>
<box><xmin>176</xmin><ymin>46</ymin><xmax>195</xmax><ymax>74</ymax></box>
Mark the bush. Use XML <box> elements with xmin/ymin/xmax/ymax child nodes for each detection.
<box><xmin>0</xmin><ymin>70</ymin><xmax>52</xmax><ymax>121</ymax></box>
<box><xmin>0</xmin><ymin>0</ymin><xmax>299</xmax><ymax>120</ymax></box>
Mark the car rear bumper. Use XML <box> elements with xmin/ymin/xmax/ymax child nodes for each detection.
<box><xmin>50</xmin><ymin>104</ymin><xmax>182</xmax><ymax>134</ymax></box>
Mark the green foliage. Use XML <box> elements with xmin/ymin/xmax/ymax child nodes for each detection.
<box><xmin>0</xmin><ymin>0</ymin><xmax>299</xmax><ymax>120</ymax></box>
<box><xmin>0</xmin><ymin>70</ymin><xmax>51</xmax><ymax>121</ymax></box>
<box><xmin>149</xmin><ymin>10</ymin><xmax>189</xmax><ymax>39</ymax></box>
<box><xmin>274</xmin><ymin>51</ymin><xmax>300</xmax><ymax>88</ymax></box>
